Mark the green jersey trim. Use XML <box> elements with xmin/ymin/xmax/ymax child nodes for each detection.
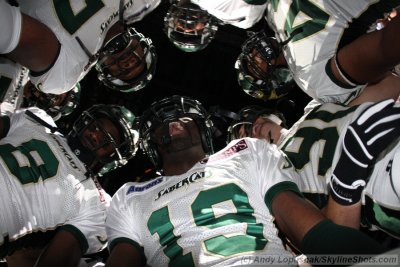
<box><xmin>243</xmin><ymin>0</ymin><xmax>267</xmax><ymax>5</ymax></box>
<box><xmin>264</xmin><ymin>181</ymin><xmax>303</xmax><ymax>213</ymax></box>
<box><xmin>325</xmin><ymin>58</ymin><xmax>357</xmax><ymax>89</ymax></box>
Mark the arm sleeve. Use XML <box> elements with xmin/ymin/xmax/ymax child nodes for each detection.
<box><xmin>247</xmin><ymin>139</ymin><xmax>302</xmax><ymax>212</ymax></box>
<box><xmin>106</xmin><ymin>184</ymin><xmax>145</xmax><ymax>260</ymax></box>
<box><xmin>0</xmin><ymin>1</ymin><xmax>22</xmax><ymax>53</ymax></box>
<box><xmin>64</xmin><ymin>179</ymin><xmax>111</xmax><ymax>254</ymax></box>
<box><xmin>301</xmin><ymin>219</ymin><xmax>385</xmax><ymax>255</ymax></box>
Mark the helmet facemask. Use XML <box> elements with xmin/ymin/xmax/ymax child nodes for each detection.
<box><xmin>96</xmin><ymin>27</ymin><xmax>157</xmax><ymax>93</ymax></box>
<box><xmin>164</xmin><ymin>3</ymin><xmax>219</xmax><ymax>52</ymax></box>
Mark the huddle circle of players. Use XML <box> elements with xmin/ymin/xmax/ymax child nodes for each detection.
<box><xmin>1</xmin><ymin>1</ymin><xmax>400</xmax><ymax>267</ymax></box>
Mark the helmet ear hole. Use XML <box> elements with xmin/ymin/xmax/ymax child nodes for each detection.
<box><xmin>205</xmin><ymin>119</ymin><xmax>213</xmax><ymax>128</ymax></box>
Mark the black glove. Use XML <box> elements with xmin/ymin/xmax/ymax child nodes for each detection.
<box><xmin>330</xmin><ymin>99</ymin><xmax>400</xmax><ymax>205</ymax></box>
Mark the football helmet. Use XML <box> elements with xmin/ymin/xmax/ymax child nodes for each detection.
<box><xmin>164</xmin><ymin>2</ymin><xmax>219</xmax><ymax>52</ymax></box>
<box><xmin>139</xmin><ymin>95</ymin><xmax>214</xmax><ymax>170</ymax></box>
<box><xmin>226</xmin><ymin>105</ymin><xmax>286</xmax><ymax>143</ymax></box>
<box><xmin>24</xmin><ymin>83</ymin><xmax>81</xmax><ymax>121</ymax></box>
<box><xmin>235</xmin><ymin>31</ymin><xmax>294</xmax><ymax>101</ymax></box>
<box><xmin>67</xmin><ymin>104</ymin><xmax>139</xmax><ymax>176</ymax></box>
<box><xmin>96</xmin><ymin>26</ymin><xmax>157</xmax><ymax>93</ymax></box>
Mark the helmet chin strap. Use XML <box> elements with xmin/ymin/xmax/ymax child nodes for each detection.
<box><xmin>161</xmin><ymin>123</ymin><xmax>171</xmax><ymax>145</ymax></box>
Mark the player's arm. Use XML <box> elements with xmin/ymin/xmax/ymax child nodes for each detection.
<box><xmin>2</xmin><ymin>3</ymin><xmax>60</xmax><ymax>73</ymax></box>
<box><xmin>33</xmin><ymin>230</ymin><xmax>82</xmax><ymax>267</ymax></box>
<box><xmin>322</xmin><ymin>198</ymin><xmax>361</xmax><ymax>229</ymax></box>
<box><xmin>349</xmin><ymin>72</ymin><xmax>400</xmax><ymax>106</ymax></box>
<box><xmin>106</xmin><ymin>242</ymin><xmax>145</xmax><ymax>267</ymax></box>
<box><xmin>271</xmin><ymin>191</ymin><xmax>385</xmax><ymax>255</ymax></box>
<box><xmin>332</xmin><ymin>13</ymin><xmax>400</xmax><ymax>86</ymax></box>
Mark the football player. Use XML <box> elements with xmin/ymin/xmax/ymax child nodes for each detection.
<box><xmin>105</xmin><ymin>95</ymin><xmax>385</xmax><ymax>267</ymax></box>
<box><xmin>0</xmin><ymin>103</ymin><xmax>139</xmax><ymax>267</ymax></box>
<box><xmin>0</xmin><ymin>0</ymin><xmax>159</xmax><ymax>94</ymax></box>
<box><xmin>237</xmin><ymin>1</ymin><xmax>400</xmax><ymax>104</ymax></box>
<box><xmin>164</xmin><ymin>0</ymin><xmax>267</xmax><ymax>52</ymax></box>
<box><xmin>227</xmin><ymin>102</ymin><xmax>400</xmax><ymax>239</ymax></box>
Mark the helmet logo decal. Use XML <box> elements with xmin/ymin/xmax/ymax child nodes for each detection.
<box><xmin>74</xmin><ymin>148</ymin><xmax>81</xmax><ymax>156</ymax></box>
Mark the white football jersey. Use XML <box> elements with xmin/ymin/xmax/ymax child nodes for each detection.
<box><xmin>107</xmin><ymin>138</ymin><xmax>300</xmax><ymax>266</ymax></box>
<box><xmin>192</xmin><ymin>0</ymin><xmax>266</xmax><ymax>29</ymax></box>
<box><xmin>17</xmin><ymin>0</ymin><xmax>161</xmax><ymax>94</ymax></box>
<box><xmin>0</xmin><ymin>58</ymin><xmax>29</xmax><ymax>115</ymax></box>
<box><xmin>0</xmin><ymin>107</ymin><xmax>110</xmax><ymax>257</ymax></box>
<box><xmin>265</xmin><ymin>0</ymin><xmax>399</xmax><ymax>104</ymax></box>
<box><xmin>279</xmin><ymin>102</ymin><xmax>400</xmax><ymax>238</ymax></box>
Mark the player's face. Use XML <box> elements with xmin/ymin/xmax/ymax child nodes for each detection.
<box><xmin>103</xmin><ymin>39</ymin><xmax>146</xmax><ymax>82</ymax></box>
<box><xmin>81</xmin><ymin>118</ymin><xmax>121</xmax><ymax>159</ymax></box>
<box><xmin>173</xmin><ymin>5</ymin><xmax>206</xmax><ymax>34</ymax></box>
<box><xmin>175</xmin><ymin>18</ymin><xmax>205</xmax><ymax>33</ymax></box>
<box><xmin>152</xmin><ymin>117</ymin><xmax>202</xmax><ymax>153</ymax></box>
<box><xmin>251</xmin><ymin>115</ymin><xmax>282</xmax><ymax>144</ymax></box>
<box><xmin>238</xmin><ymin>115</ymin><xmax>282</xmax><ymax>144</ymax></box>
<box><xmin>247</xmin><ymin>49</ymin><xmax>271</xmax><ymax>80</ymax></box>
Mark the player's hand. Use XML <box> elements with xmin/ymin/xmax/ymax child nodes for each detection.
<box><xmin>330</xmin><ymin>99</ymin><xmax>400</xmax><ymax>205</ymax></box>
